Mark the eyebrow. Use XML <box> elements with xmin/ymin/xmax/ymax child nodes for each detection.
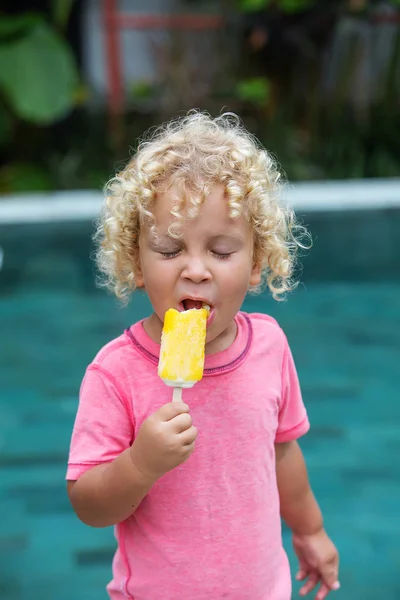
<box><xmin>148</xmin><ymin>233</ymin><xmax>244</xmax><ymax>247</ymax></box>
<box><xmin>208</xmin><ymin>234</ymin><xmax>244</xmax><ymax>243</ymax></box>
<box><xmin>148</xmin><ymin>234</ymin><xmax>177</xmax><ymax>246</ymax></box>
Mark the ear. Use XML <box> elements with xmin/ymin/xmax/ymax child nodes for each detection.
<box><xmin>134</xmin><ymin>256</ymin><xmax>145</xmax><ymax>288</ymax></box>
<box><xmin>135</xmin><ymin>274</ymin><xmax>145</xmax><ymax>289</ymax></box>
<box><xmin>249</xmin><ymin>261</ymin><xmax>262</xmax><ymax>287</ymax></box>
<box><xmin>135</xmin><ymin>267</ymin><xmax>145</xmax><ymax>289</ymax></box>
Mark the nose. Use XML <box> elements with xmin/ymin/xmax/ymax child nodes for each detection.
<box><xmin>181</xmin><ymin>255</ymin><xmax>211</xmax><ymax>283</ymax></box>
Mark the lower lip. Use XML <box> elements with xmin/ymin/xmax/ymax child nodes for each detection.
<box><xmin>178</xmin><ymin>302</ymin><xmax>214</xmax><ymax>321</ymax></box>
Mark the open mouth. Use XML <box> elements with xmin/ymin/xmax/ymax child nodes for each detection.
<box><xmin>181</xmin><ymin>299</ymin><xmax>211</xmax><ymax>312</ymax></box>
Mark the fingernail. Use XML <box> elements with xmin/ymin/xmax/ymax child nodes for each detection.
<box><xmin>332</xmin><ymin>581</ymin><xmax>340</xmax><ymax>590</ymax></box>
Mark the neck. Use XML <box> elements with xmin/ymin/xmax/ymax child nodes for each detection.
<box><xmin>205</xmin><ymin>319</ymin><xmax>237</xmax><ymax>355</ymax></box>
<box><xmin>142</xmin><ymin>313</ymin><xmax>163</xmax><ymax>345</ymax></box>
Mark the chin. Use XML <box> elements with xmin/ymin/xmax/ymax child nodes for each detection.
<box><xmin>205</xmin><ymin>325</ymin><xmax>218</xmax><ymax>345</ymax></box>
<box><xmin>205</xmin><ymin>321</ymin><xmax>227</xmax><ymax>345</ymax></box>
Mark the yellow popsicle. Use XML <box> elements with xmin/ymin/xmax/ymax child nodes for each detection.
<box><xmin>158</xmin><ymin>307</ymin><xmax>209</xmax><ymax>394</ymax></box>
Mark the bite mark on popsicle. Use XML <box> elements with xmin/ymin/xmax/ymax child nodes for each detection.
<box><xmin>158</xmin><ymin>304</ymin><xmax>209</xmax><ymax>398</ymax></box>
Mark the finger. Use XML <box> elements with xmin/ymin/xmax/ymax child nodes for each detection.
<box><xmin>315</xmin><ymin>582</ymin><xmax>333</xmax><ymax>600</ymax></box>
<box><xmin>296</xmin><ymin>562</ymin><xmax>310</xmax><ymax>581</ymax></box>
<box><xmin>180</xmin><ymin>425</ymin><xmax>198</xmax><ymax>446</ymax></box>
<box><xmin>159</xmin><ymin>402</ymin><xmax>190</xmax><ymax>421</ymax></box>
<box><xmin>320</xmin><ymin>561</ymin><xmax>340</xmax><ymax>591</ymax></box>
<box><xmin>171</xmin><ymin>412</ymin><xmax>193</xmax><ymax>433</ymax></box>
<box><xmin>296</xmin><ymin>568</ymin><xmax>309</xmax><ymax>581</ymax></box>
<box><xmin>299</xmin><ymin>573</ymin><xmax>319</xmax><ymax>596</ymax></box>
<box><xmin>182</xmin><ymin>440</ymin><xmax>196</xmax><ymax>457</ymax></box>
<box><xmin>296</xmin><ymin>560</ymin><xmax>310</xmax><ymax>581</ymax></box>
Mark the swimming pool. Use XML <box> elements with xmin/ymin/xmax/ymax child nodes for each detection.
<box><xmin>1</xmin><ymin>184</ymin><xmax>399</xmax><ymax>600</ymax></box>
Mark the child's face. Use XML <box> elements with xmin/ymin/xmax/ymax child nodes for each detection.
<box><xmin>137</xmin><ymin>185</ymin><xmax>261</xmax><ymax>352</ymax></box>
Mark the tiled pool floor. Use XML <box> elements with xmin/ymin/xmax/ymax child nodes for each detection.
<box><xmin>1</xmin><ymin>281</ymin><xmax>399</xmax><ymax>600</ymax></box>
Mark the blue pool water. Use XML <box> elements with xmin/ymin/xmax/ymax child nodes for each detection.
<box><xmin>0</xmin><ymin>210</ymin><xmax>399</xmax><ymax>600</ymax></box>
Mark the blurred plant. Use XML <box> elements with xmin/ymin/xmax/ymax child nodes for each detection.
<box><xmin>239</xmin><ymin>0</ymin><xmax>316</xmax><ymax>13</ymax></box>
<box><xmin>0</xmin><ymin>162</ymin><xmax>53</xmax><ymax>193</ymax></box>
<box><xmin>52</xmin><ymin>0</ymin><xmax>77</xmax><ymax>29</ymax></box>
<box><xmin>0</xmin><ymin>1</ymin><xmax>81</xmax><ymax>191</ymax></box>
<box><xmin>2</xmin><ymin>0</ymin><xmax>400</xmax><ymax>191</ymax></box>
<box><xmin>235</xmin><ymin>0</ymin><xmax>400</xmax><ymax>179</ymax></box>
<box><xmin>236</xmin><ymin>77</ymin><xmax>271</xmax><ymax>107</ymax></box>
<box><xmin>0</xmin><ymin>7</ymin><xmax>79</xmax><ymax>133</ymax></box>
<box><xmin>128</xmin><ymin>80</ymin><xmax>159</xmax><ymax>114</ymax></box>
<box><xmin>314</xmin><ymin>1</ymin><xmax>400</xmax><ymax>178</ymax></box>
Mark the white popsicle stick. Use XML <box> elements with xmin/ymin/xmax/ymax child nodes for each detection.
<box><xmin>172</xmin><ymin>387</ymin><xmax>183</xmax><ymax>402</ymax></box>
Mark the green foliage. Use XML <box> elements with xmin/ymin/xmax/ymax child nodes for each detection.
<box><xmin>235</xmin><ymin>77</ymin><xmax>270</xmax><ymax>107</ymax></box>
<box><xmin>239</xmin><ymin>0</ymin><xmax>270</xmax><ymax>11</ymax></box>
<box><xmin>0</xmin><ymin>13</ymin><xmax>38</xmax><ymax>38</ymax></box>
<box><xmin>2</xmin><ymin>0</ymin><xmax>400</xmax><ymax>192</ymax></box>
<box><xmin>0</xmin><ymin>162</ymin><xmax>53</xmax><ymax>193</ymax></box>
<box><xmin>0</xmin><ymin>15</ymin><xmax>79</xmax><ymax>125</ymax></box>
<box><xmin>131</xmin><ymin>81</ymin><xmax>156</xmax><ymax>100</ymax></box>
<box><xmin>234</xmin><ymin>1</ymin><xmax>400</xmax><ymax>180</ymax></box>
<box><xmin>0</xmin><ymin>6</ymin><xmax>80</xmax><ymax>192</ymax></box>
<box><xmin>238</xmin><ymin>0</ymin><xmax>316</xmax><ymax>13</ymax></box>
<box><xmin>51</xmin><ymin>0</ymin><xmax>77</xmax><ymax>30</ymax></box>
<box><xmin>278</xmin><ymin>0</ymin><xmax>315</xmax><ymax>12</ymax></box>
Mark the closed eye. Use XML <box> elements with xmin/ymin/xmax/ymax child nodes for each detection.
<box><xmin>159</xmin><ymin>249</ymin><xmax>232</xmax><ymax>259</ymax></box>
<box><xmin>212</xmin><ymin>251</ymin><xmax>233</xmax><ymax>260</ymax></box>
<box><xmin>160</xmin><ymin>250</ymin><xmax>181</xmax><ymax>259</ymax></box>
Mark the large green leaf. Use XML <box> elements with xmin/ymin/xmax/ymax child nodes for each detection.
<box><xmin>0</xmin><ymin>19</ymin><xmax>79</xmax><ymax>124</ymax></box>
<box><xmin>0</xmin><ymin>13</ymin><xmax>39</xmax><ymax>39</ymax></box>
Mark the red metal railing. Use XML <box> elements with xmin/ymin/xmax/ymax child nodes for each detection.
<box><xmin>102</xmin><ymin>0</ymin><xmax>224</xmax><ymax>121</ymax></box>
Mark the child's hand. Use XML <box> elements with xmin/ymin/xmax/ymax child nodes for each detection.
<box><xmin>293</xmin><ymin>529</ymin><xmax>340</xmax><ymax>600</ymax></box>
<box><xmin>129</xmin><ymin>402</ymin><xmax>197</xmax><ymax>482</ymax></box>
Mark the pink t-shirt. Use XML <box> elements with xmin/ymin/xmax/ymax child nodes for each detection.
<box><xmin>67</xmin><ymin>312</ymin><xmax>309</xmax><ymax>600</ymax></box>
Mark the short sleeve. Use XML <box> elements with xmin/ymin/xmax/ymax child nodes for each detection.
<box><xmin>66</xmin><ymin>365</ymin><xmax>134</xmax><ymax>480</ymax></box>
<box><xmin>275</xmin><ymin>339</ymin><xmax>309</xmax><ymax>443</ymax></box>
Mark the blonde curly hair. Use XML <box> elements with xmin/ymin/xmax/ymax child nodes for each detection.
<box><xmin>95</xmin><ymin>111</ymin><xmax>310</xmax><ymax>304</ymax></box>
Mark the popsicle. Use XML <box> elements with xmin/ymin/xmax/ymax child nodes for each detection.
<box><xmin>158</xmin><ymin>305</ymin><xmax>209</xmax><ymax>401</ymax></box>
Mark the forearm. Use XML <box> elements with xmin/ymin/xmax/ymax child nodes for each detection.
<box><xmin>276</xmin><ymin>441</ymin><xmax>323</xmax><ymax>535</ymax></box>
<box><xmin>68</xmin><ymin>448</ymin><xmax>156</xmax><ymax>528</ymax></box>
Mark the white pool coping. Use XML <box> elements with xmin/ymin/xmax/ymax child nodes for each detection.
<box><xmin>0</xmin><ymin>179</ymin><xmax>399</xmax><ymax>224</ymax></box>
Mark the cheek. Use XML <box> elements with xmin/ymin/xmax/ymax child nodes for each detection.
<box><xmin>219</xmin><ymin>262</ymin><xmax>252</xmax><ymax>293</ymax></box>
<box><xmin>229</xmin><ymin>256</ymin><xmax>253</xmax><ymax>279</ymax></box>
<box><xmin>142</xmin><ymin>258</ymin><xmax>175</xmax><ymax>287</ymax></box>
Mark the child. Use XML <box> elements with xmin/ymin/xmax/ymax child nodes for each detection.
<box><xmin>66</xmin><ymin>112</ymin><xmax>339</xmax><ymax>600</ymax></box>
